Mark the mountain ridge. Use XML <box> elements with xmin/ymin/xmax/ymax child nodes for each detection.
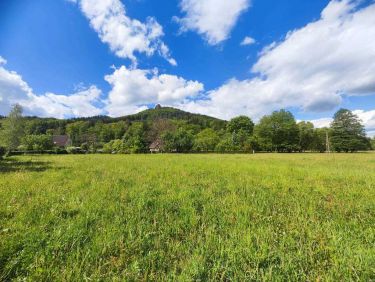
<box><xmin>22</xmin><ymin>106</ymin><xmax>224</xmax><ymax>123</ymax></box>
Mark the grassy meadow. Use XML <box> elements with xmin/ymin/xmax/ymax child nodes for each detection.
<box><xmin>0</xmin><ymin>153</ymin><xmax>374</xmax><ymax>281</ymax></box>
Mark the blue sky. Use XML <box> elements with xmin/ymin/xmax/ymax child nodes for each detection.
<box><xmin>0</xmin><ymin>0</ymin><xmax>374</xmax><ymax>135</ymax></box>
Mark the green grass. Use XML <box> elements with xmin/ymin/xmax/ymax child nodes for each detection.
<box><xmin>0</xmin><ymin>154</ymin><xmax>374</xmax><ymax>281</ymax></box>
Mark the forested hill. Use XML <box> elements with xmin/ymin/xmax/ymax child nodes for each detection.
<box><xmin>119</xmin><ymin>106</ymin><xmax>222</xmax><ymax>124</ymax></box>
<box><xmin>71</xmin><ymin>106</ymin><xmax>225</xmax><ymax>126</ymax></box>
<box><xmin>0</xmin><ymin>106</ymin><xmax>228</xmax><ymax>149</ymax></box>
<box><xmin>21</xmin><ymin>106</ymin><xmax>224</xmax><ymax>128</ymax></box>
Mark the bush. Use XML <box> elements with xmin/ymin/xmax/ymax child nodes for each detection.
<box><xmin>66</xmin><ymin>147</ymin><xmax>86</xmax><ymax>154</ymax></box>
<box><xmin>103</xmin><ymin>140</ymin><xmax>124</xmax><ymax>154</ymax></box>
<box><xmin>193</xmin><ymin>128</ymin><xmax>219</xmax><ymax>152</ymax></box>
<box><xmin>215</xmin><ymin>135</ymin><xmax>240</xmax><ymax>153</ymax></box>
<box><xmin>21</xmin><ymin>135</ymin><xmax>54</xmax><ymax>151</ymax></box>
<box><xmin>17</xmin><ymin>145</ymin><xmax>28</xmax><ymax>151</ymax></box>
<box><xmin>54</xmin><ymin>147</ymin><xmax>68</xmax><ymax>154</ymax></box>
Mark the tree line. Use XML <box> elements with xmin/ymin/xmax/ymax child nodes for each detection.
<box><xmin>0</xmin><ymin>105</ymin><xmax>373</xmax><ymax>158</ymax></box>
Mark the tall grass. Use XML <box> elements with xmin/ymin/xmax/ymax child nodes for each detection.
<box><xmin>0</xmin><ymin>154</ymin><xmax>374</xmax><ymax>280</ymax></box>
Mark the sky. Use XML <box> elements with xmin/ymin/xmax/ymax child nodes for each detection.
<box><xmin>0</xmin><ymin>0</ymin><xmax>374</xmax><ymax>136</ymax></box>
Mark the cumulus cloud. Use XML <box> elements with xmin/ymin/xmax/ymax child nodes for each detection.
<box><xmin>0</xmin><ymin>57</ymin><xmax>202</xmax><ymax>118</ymax></box>
<box><xmin>241</xmin><ymin>36</ymin><xmax>255</xmax><ymax>46</ymax></box>
<box><xmin>71</xmin><ymin>0</ymin><xmax>176</xmax><ymax>65</ymax></box>
<box><xmin>27</xmin><ymin>86</ymin><xmax>104</xmax><ymax>118</ymax></box>
<box><xmin>0</xmin><ymin>58</ymin><xmax>35</xmax><ymax>115</ymax></box>
<box><xmin>0</xmin><ymin>58</ymin><xmax>103</xmax><ymax>118</ymax></box>
<box><xmin>180</xmin><ymin>0</ymin><xmax>375</xmax><ymax>120</ymax></box>
<box><xmin>175</xmin><ymin>0</ymin><xmax>251</xmax><ymax>45</ymax></box>
<box><xmin>353</xmin><ymin>109</ymin><xmax>375</xmax><ymax>137</ymax></box>
<box><xmin>104</xmin><ymin>65</ymin><xmax>204</xmax><ymax>116</ymax></box>
<box><xmin>309</xmin><ymin>118</ymin><xmax>333</xmax><ymax>129</ymax></box>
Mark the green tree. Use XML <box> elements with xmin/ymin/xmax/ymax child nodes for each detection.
<box><xmin>24</xmin><ymin>118</ymin><xmax>66</xmax><ymax>136</ymax></box>
<box><xmin>66</xmin><ymin>121</ymin><xmax>90</xmax><ymax>146</ymax></box>
<box><xmin>122</xmin><ymin>122</ymin><xmax>147</xmax><ymax>153</ymax></box>
<box><xmin>227</xmin><ymin>116</ymin><xmax>254</xmax><ymax>151</ymax></box>
<box><xmin>112</xmin><ymin>121</ymin><xmax>128</xmax><ymax>140</ymax></box>
<box><xmin>330</xmin><ymin>109</ymin><xmax>369</xmax><ymax>152</ymax></box>
<box><xmin>243</xmin><ymin>135</ymin><xmax>261</xmax><ymax>153</ymax></box>
<box><xmin>147</xmin><ymin>119</ymin><xmax>176</xmax><ymax>143</ymax></box>
<box><xmin>255</xmin><ymin>109</ymin><xmax>299</xmax><ymax>152</ymax></box>
<box><xmin>215</xmin><ymin>134</ymin><xmax>240</xmax><ymax>153</ymax></box>
<box><xmin>103</xmin><ymin>139</ymin><xmax>124</xmax><ymax>153</ymax></box>
<box><xmin>233</xmin><ymin>130</ymin><xmax>252</xmax><ymax>152</ymax></box>
<box><xmin>227</xmin><ymin>116</ymin><xmax>254</xmax><ymax>135</ymax></box>
<box><xmin>209</xmin><ymin>119</ymin><xmax>227</xmax><ymax>131</ymax></box>
<box><xmin>298</xmin><ymin>121</ymin><xmax>315</xmax><ymax>152</ymax></box>
<box><xmin>371</xmin><ymin>137</ymin><xmax>375</xmax><ymax>150</ymax></box>
<box><xmin>21</xmin><ymin>135</ymin><xmax>54</xmax><ymax>151</ymax></box>
<box><xmin>193</xmin><ymin>128</ymin><xmax>220</xmax><ymax>152</ymax></box>
<box><xmin>162</xmin><ymin>128</ymin><xmax>194</xmax><ymax>153</ymax></box>
<box><xmin>175</xmin><ymin>129</ymin><xmax>194</xmax><ymax>153</ymax></box>
<box><xmin>311</xmin><ymin>128</ymin><xmax>329</xmax><ymax>153</ymax></box>
<box><xmin>3</xmin><ymin>104</ymin><xmax>25</xmax><ymax>152</ymax></box>
<box><xmin>161</xmin><ymin>131</ymin><xmax>175</xmax><ymax>152</ymax></box>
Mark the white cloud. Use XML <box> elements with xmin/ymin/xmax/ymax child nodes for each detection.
<box><xmin>175</xmin><ymin>0</ymin><xmax>251</xmax><ymax>45</ymax></box>
<box><xmin>105</xmin><ymin>65</ymin><xmax>204</xmax><ymax>116</ymax></box>
<box><xmin>0</xmin><ymin>58</ymin><xmax>34</xmax><ymax>115</ymax></box>
<box><xmin>0</xmin><ymin>58</ymin><xmax>202</xmax><ymax>118</ymax></box>
<box><xmin>252</xmin><ymin>0</ymin><xmax>375</xmax><ymax>107</ymax></box>
<box><xmin>241</xmin><ymin>36</ymin><xmax>255</xmax><ymax>46</ymax></box>
<box><xmin>0</xmin><ymin>59</ymin><xmax>103</xmax><ymax>118</ymax></box>
<box><xmin>180</xmin><ymin>0</ymin><xmax>375</xmax><ymax>120</ymax></box>
<box><xmin>71</xmin><ymin>0</ymin><xmax>176</xmax><ymax>65</ymax></box>
<box><xmin>0</xmin><ymin>56</ymin><xmax>6</xmax><ymax>65</ymax></box>
<box><xmin>309</xmin><ymin>118</ymin><xmax>333</xmax><ymax>128</ymax></box>
<box><xmin>28</xmin><ymin>86</ymin><xmax>103</xmax><ymax>118</ymax></box>
<box><xmin>354</xmin><ymin>109</ymin><xmax>375</xmax><ymax>137</ymax></box>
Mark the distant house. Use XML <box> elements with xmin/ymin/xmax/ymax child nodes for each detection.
<box><xmin>52</xmin><ymin>135</ymin><xmax>71</xmax><ymax>148</ymax></box>
<box><xmin>149</xmin><ymin>139</ymin><xmax>164</xmax><ymax>153</ymax></box>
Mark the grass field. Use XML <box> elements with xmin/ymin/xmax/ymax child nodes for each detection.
<box><xmin>0</xmin><ymin>154</ymin><xmax>374</xmax><ymax>281</ymax></box>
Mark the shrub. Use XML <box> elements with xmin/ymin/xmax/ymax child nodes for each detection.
<box><xmin>215</xmin><ymin>135</ymin><xmax>240</xmax><ymax>153</ymax></box>
<box><xmin>54</xmin><ymin>147</ymin><xmax>68</xmax><ymax>154</ymax></box>
<box><xmin>66</xmin><ymin>147</ymin><xmax>86</xmax><ymax>154</ymax></box>
<box><xmin>81</xmin><ymin>142</ymin><xmax>89</xmax><ymax>151</ymax></box>
<box><xmin>17</xmin><ymin>145</ymin><xmax>28</xmax><ymax>151</ymax></box>
<box><xmin>193</xmin><ymin>128</ymin><xmax>219</xmax><ymax>152</ymax></box>
<box><xmin>103</xmin><ymin>139</ymin><xmax>124</xmax><ymax>154</ymax></box>
<box><xmin>21</xmin><ymin>134</ymin><xmax>54</xmax><ymax>151</ymax></box>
